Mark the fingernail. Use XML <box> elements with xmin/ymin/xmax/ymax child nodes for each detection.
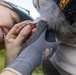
<box><xmin>26</xmin><ymin>25</ymin><xmax>31</xmax><ymax>30</ymax></box>
<box><xmin>16</xmin><ymin>24</ymin><xmax>26</xmax><ymax>33</ymax></box>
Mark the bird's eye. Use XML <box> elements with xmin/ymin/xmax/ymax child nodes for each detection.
<box><xmin>13</xmin><ymin>19</ymin><xmax>18</xmax><ymax>25</ymax></box>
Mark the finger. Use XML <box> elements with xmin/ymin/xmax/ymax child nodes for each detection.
<box><xmin>16</xmin><ymin>22</ymin><xmax>37</xmax><ymax>34</ymax></box>
<box><xmin>31</xmin><ymin>28</ymin><xmax>37</xmax><ymax>34</ymax></box>
<box><xmin>22</xmin><ymin>28</ymin><xmax>37</xmax><ymax>43</ymax></box>
<box><xmin>8</xmin><ymin>20</ymin><xmax>32</xmax><ymax>35</ymax></box>
<box><xmin>14</xmin><ymin>25</ymin><xmax>32</xmax><ymax>45</ymax></box>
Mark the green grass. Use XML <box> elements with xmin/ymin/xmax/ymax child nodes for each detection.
<box><xmin>32</xmin><ymin>72</ymin><xmax>43</xmax><ymax>75</ymax></box>
<box><xmin>0</xmin><ymin>50</ymin><xmax>5</xmax><ymax>72</ymax></box>
<box><xmin>32</xmin><ymin>65</ymin><xmax>43</xmax><ymax>75</ymax></box>
<box><xmin>0</xmin><ymin>50</ymin><xmax>43</xmax><ymax>75</ymax></box>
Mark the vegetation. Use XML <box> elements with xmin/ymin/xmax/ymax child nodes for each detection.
<box><xmin>0</xmin><ymin>50</ymin><xmax>43</xmax><ymax>75</ymax></box>
<box><xmin>0</xmin><ymin>50</ymin><xmax>5</xmax><ymax>72</ymax></box>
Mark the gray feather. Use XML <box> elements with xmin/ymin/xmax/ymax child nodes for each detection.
<box><xmin>33</xmin><ymin>0</ymin><xmax>76</xmax><ymax>46</ymax></box>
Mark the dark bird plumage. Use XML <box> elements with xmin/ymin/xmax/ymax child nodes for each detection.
<box><xmin>33</xmin><ymin>0</ymin><xmax>76</xmax><ymax>75</ymax></box>
<box><xmin>33</xmin><ymin>0</ymin><xmax>76</xmax><ymax>47</ymax></box>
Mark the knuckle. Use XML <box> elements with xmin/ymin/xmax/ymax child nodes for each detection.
<box><xmin>5</xmin><ymin>35</ymin><xmax>9</xmax><ymax>41</ymax></box>
<box><xmin>5</xmin><ymin>35</ymin><xmax>13</xmax><ymax>43</ymax></box>
<box><xmin>5</xmin><ymin>36</ymin><xmax>10</xmax><ymax>43</ymax></box>
<box><xmin>20</xmin><ymin>31</ymin><xmax>27</xmax><ymax>37</ymax></box>
<box><xmin>14</xmin><ymin>25</ymin><xmax>19</xmax><ymax>28</ymax></box>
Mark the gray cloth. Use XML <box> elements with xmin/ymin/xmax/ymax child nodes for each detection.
<box><xmin>7</xmin><ymin>20</ymin><xmax>57</xmax><ymax>75</ymax></box>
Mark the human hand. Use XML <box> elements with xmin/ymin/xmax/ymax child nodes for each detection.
<box><xmin>4</xmin><ymin>20</ymin><xmax>36</xmax><ymax>67</ymax></box>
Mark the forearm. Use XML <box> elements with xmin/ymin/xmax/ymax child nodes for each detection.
<box><xmin>4</xmin><ymin>53</ymin><xmax>16</xmax><ymax>67</ymax></box>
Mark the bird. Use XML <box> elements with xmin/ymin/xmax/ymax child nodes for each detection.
<box><xmin>33</xmin><ymin>0</ymin><xmax>76</xmax><ymax>47</ymax></box>
<box><xmin>33</xmin><ymin>0</ymin><xmax>76</xmax><ymax>75</ymax></box>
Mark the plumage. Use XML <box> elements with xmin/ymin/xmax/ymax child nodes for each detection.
<box><xmin>33</xmin><ymin>0</ymin><xmax>76</xmax><ymax>75</ymax></box>
<box><xmin>33</xmin><ymin>0</ymin><xmax>76</xmax><ymax>47</ymax></box>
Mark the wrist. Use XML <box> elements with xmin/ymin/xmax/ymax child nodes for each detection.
<box><xmin>5</xmin><ymin>53</ymin><xmax>17</xmax><ymax>67</ymax></box>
